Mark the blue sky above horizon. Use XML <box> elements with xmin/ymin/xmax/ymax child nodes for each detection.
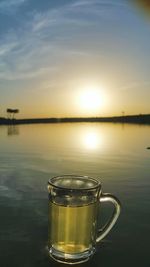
<box><xmin>0</xmin><ymin>0</ymin><xmax>150</xmax><ymax>118</ymax></box>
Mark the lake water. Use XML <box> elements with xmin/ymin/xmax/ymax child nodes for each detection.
<box><xmin>0</xmin><ymin>123</ymin><xmax>150</xmax><ymax>267</ymax></box>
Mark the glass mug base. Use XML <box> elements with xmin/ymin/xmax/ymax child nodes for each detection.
<box><xmin>48</xmin><ymin>246</ymin><xmax>96</xmax><ymax>265</ymax></box>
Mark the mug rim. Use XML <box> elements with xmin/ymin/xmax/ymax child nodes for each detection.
<box><xmin>48</xmin><ymin>175</ymin><xmax>101</xmax><ymax>191</ymax></box>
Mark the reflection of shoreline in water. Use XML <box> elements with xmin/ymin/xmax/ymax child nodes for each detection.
<box><xmin>7</xmin><ymin>125</ymin><xmax>19</xmax><ymax>136</ymax></box>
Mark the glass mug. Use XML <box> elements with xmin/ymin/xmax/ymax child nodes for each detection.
<box><xmin>47</xmin><ymin>175</ymin><xmax>121</xmax><ymax>264</ymax></box>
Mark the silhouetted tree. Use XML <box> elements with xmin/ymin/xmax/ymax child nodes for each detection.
<box><xmin>6</xmin><ymin>108</ymin><xmax>19</xmax><ymax>120</ymax></box>
<box><xmin>7</xmin><ymin>108</ymin><xmax>12</xmax><ymax>119</ymax></box>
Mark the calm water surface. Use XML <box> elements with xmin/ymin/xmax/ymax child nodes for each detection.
<box><xmin>0</xmin><ymin>123</ymin><xmax>150</xmax><ymax>267</ymax></box>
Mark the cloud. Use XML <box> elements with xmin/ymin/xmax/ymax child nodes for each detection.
<box><xmin>0</xmin><ymin>42</ymin><xmax>17</xmax><ymax>56</ymax></box>
<box><xmin>0</xmin><ymin>0</ymin><xmax>27</xmax><ymax>12</ymax></box>
<box><xmin>0</xmin><ymin>32</ymin><xmax>60</xmax><ymax>80</ymax></box>
<box><xmin>71</xmin><ymin>0</ymin><xmax>127</xmax><ymax>9</ymax></box>
<box><xmin>0</xmin><ymin>66</ymin><xmax>56</xmax><ymax>80</ymax></box>
<box><xmin>119</xmin><ymin>81</ymin><xmax>150</xmax><ymax>91</ymax></box>
<box><xmin>31</xmin><ymin>1</ymin><xmax>95</xmax><ymax>33</ymax></box>
<box><xmin>71</xmin><ymin>0</ymin><xmax>97</xmax><ymax>7</ymax></box>
<box><xmin>0</xmin><ymin>0</ymin><xmax>128</xmax><ymax>82</ymax></box>
<box><xmin>31</xmin><ymin>0</ymin><xmax>128</xmax><ymax>33</ymax></box>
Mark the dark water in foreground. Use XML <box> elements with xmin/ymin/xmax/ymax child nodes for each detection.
<box><xmin>0</xmin><ymin>123</ymin><xmax>150</xmax><ymax>267</ymax></box>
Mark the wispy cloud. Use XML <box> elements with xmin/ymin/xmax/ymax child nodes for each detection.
<box><xmin>0</xmin><ymin>66</ymin><xmax>56</xmax><ymax>80</ymax></box>
<box><xmin>0</xmin><ymin>42</ymin><xmax>17</xmax><ymax>56</ymax></box>
<box><xmin>119</xmin><ymin>81</ymin><xmax>150</xmax><ymax>91</ymax></box>
<box><xmin>31</xmin><ymin>1</ymin><xmax>95</xmax><ymax>33</ymax></box>
<box><xmin>0</xmin><ymin>34</ymin><xmax>59</xmax><ymax>80</ymax></box>
<box><xmin>71</xmin><ymin>0</ymin><xmax>127</xmax><ymax>9</ymax></box>
<box><xmin>71</xmin><ymin>0</ymin><xmax>98</xmax><ymax>7</ymax></box>
<box><xmin>0</xmin><ymin>0</ymin><xmax>129</xmax><ymax>82</ymax></box>
<box><xmin>0</xmin><ymin>0</ymin><xmax>27</xmax><ymax>12</ymax></box>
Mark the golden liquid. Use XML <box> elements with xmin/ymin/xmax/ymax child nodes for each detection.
<box><xmin>48</xmin><ymin>202</ymin><xmax>98</xmax><ymax>254</ymax></box>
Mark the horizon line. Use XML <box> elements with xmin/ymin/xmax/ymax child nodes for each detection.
<box><xmin>1</xmin><ymin>113</ymin><xmax>150</xmax><ymax>120</ymax></box>
<box><xmin>0</xmin><ymin>113</ymin><xmax>150</xmax><ymax>126</ymax></box>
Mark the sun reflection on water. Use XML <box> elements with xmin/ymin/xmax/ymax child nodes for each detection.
<box><xmin>80</xmin><ymin>128</ymin><xmax>103</xmax><ymax>150</ymax></box>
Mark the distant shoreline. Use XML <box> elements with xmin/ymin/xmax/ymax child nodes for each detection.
<box><xmin>0</xmin><ymin>114</ymin><xmax>150</xmax><ymax>125</ymax></box>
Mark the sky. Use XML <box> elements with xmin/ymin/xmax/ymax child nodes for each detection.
<box><xmin>0</xmin><ymin>0</ymin><xmax>150</xmax><ymax>118</ymax></box>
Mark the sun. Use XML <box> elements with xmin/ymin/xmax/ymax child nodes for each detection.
<box><xmin>77</xmin><ymin>85</ymin><xmax>105</xmax><ymax>114</ymax></box>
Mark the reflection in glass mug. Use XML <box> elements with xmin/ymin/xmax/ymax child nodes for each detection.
<box><xmin>47</xmin><ymin>175</ymin><xmax>121</xmax><ymax>264</ymax></box>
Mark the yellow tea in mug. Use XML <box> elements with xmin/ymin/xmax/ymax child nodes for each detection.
<box><xmin>48</xmin><ymin>201</ymin><xmax>98</xmax><ymax>254</ymax></box>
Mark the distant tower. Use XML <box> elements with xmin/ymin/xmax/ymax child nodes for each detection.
<box><xmin>122</xmin><ymin>111</ymin><xmax>125</xmax><ymax>117</ymax></box>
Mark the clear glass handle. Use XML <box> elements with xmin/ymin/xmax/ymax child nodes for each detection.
<box><xmin>96</xmin><ymin>193</ymin><xmax>121</xmax><ymax>243</ymax></box>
